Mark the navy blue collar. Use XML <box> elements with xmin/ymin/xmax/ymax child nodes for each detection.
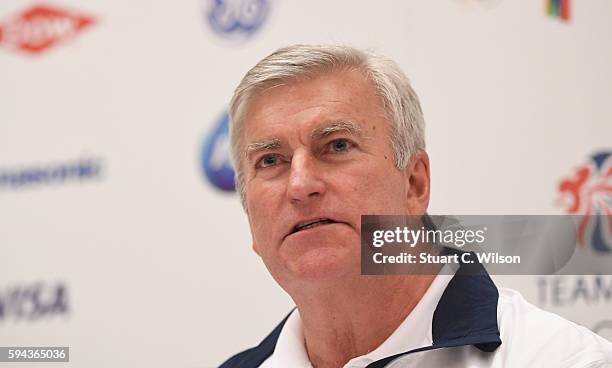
<box><xmin>219</xmin><ymin>260</ymin><xmax>501</xmax><ymax>368</ymax></box>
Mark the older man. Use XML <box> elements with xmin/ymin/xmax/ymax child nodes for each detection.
<box><xmin>220</xmin><ymin>45</ymin><xmax>611</xmax><ymax>368</ymax></box>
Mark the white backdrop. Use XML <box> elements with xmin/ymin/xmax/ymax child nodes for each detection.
<box><xmin>1</xmin><ymin>0</ymin><xmax>610</xmax><ymax>367</ymax></box>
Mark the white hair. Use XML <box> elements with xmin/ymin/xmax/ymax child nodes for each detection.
<box><xmin>229</xmin><ymin>44</ymin><xmax>426</xmax><ymax>209</ymax></box>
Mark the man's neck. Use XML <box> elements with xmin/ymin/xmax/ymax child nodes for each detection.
<box><xmin>289</xmin><ymin>274</ymin><xmax>437</xmax><ymax>368</ymax></box>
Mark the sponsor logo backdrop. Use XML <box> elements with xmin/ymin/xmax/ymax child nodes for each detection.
<box><xmin>1</xmin><ymin>0</ymin><xmax>610</xmax><ymax>367</ymax></box>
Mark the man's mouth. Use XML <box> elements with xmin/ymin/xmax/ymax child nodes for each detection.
<box><xmin>291</xmin><ymin>218</ymin><xmax>337</xmax><ymax>234</ymax></box>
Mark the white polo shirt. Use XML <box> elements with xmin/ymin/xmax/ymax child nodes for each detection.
<box><xmin>260</xmin><ymin>279</ymin><xmax>612</xmax><ymax>368</ymax></box>
<box><xmin>220</xmin><ymin>261</ymin><xmax>612</xmax><ymax>368</ymax></box>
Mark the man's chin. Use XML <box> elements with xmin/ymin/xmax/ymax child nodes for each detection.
<box><xmin>282</xmin><ymin>246</ymin><xmax>359</xmax><ymax>282</ymax></box>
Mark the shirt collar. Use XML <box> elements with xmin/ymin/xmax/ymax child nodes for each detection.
<box><xmin>432</xmin><ymin>259</ymin><xmax>502</xmax><ymax>352</ymax></box>
<box><xmin>273</xmin><ymin>308</ymin><xmax>311</xmax><ymax>368</ymax></box>
<box><xmin>343</xmin><ymin>266</ymin><xmax>455</xmax><ymax>367</ymax></box>
<box><xmin>365</xmin><ymin>260</ymin><xmax>502</xmax><ymax>368</ymax></box>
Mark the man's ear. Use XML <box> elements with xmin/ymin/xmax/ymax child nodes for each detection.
<box><xmin>404</xmin><ymin>150</ymin><xmax>431</xmax><ymax>214</ymax></box>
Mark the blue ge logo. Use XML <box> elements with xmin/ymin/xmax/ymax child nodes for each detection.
<box><xmin>204</xmin><ymin>0</ymin><xmax>269</xmax><ymax>40</ymax></box>
<box><xmin>201</xmin><ymin>112</ymin><xmax>236</xmax><ymax>192</ymax></box>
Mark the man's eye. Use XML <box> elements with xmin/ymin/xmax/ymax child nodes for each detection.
<box><xmin>329</xmin><ymin>139</ymin><xmax>352</xmax><ymax>153</ymax></box>
<box><xmin>256</xmin><ymin>154</ymin><xmax>280</xmax><ymax>169</ymax></box>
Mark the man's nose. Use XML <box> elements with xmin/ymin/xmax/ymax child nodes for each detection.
<box><xmin>286</xmin><ymin>151</ymin><xmax>326</xmax><ymax>203</ymax></box>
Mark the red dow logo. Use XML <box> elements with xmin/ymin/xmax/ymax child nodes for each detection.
<box><xmin>0</xmin><ymin>4</ymin><xmax>95</xmax><ymax>55</ymax></box>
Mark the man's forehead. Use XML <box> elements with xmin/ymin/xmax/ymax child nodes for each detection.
<box><xmin>244</xmin><ymin>70</ymin><xmax>380</xmax><ymax>123</ymax></box>
<box><xmin>246</xmin><ymin>98</ymin><xmax>362</xmax><ymax>132</ymax></box>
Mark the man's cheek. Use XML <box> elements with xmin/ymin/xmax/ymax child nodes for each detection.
<box><xmin>252</xmin><ymin>241</ymin><xmax>261</xmax><ymax>256</ymax></box>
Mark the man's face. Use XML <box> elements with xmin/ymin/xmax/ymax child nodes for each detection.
<box><xmin>241</xmin><ymin>70</ymin><xmax>429</xmax><ymax>287</ymax></box>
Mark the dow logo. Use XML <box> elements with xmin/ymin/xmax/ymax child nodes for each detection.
<box><xmin>201</xmin><ymin>112</ymin><xmax>236</xmax><ymax>192</ymax></box>
<box><xmin>0</xmin><ymin>4</ymin><xmax>95</xmax><ymax>55</ymax></box>
<box><xmin>203</xmin><ymin>0</ymin><xmax>269</xmax><ymax>41</ymax></box>
<box><xmin>558</xmin><ymin>151</ymin><xmax>612</xmax><ymax>252</ymax></box>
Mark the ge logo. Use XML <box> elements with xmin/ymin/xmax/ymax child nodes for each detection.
<box><xmin>205</xmin><ymin>0</ymin><xmax>269</xmax><ymax>40</ymax></box>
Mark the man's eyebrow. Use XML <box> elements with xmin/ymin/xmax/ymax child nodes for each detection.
<box><xmin>243</xmin><ymin>121</ymin><xmax>361</xmax><ymax>159</ymax></box>
<box><xmin>311</xmin><ymin>121</ymin><xmax>362</xmax><ymax>140</ymax></box>
<box><xmin>244</xmin><ymin>138</ymin><xmax>281</xmax><ymax>159</ymax></box>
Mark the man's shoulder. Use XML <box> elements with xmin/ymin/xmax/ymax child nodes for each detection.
<box><xmin>496</xmin><ymin>287</ymin><xmax>612</xmax><ymax>367</ymax></box>
<box><xmin>219</xmin><ymin>347</ymin><xmax>263</xmax><ymax>368</ymax></box>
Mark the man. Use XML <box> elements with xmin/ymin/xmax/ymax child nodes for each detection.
<box><xmin>220</xmin><ymin>44</ymin><xmax>612</xmax><ymax>368</ymax></box>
